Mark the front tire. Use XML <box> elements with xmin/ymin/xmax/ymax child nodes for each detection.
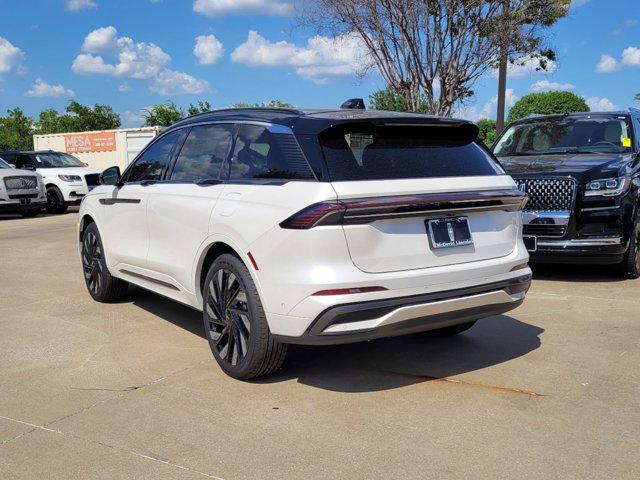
<box><xmin>618</xmin><ymin>214</ymin><xmax>640</xmax><ymax>279</ymax></box>
<box><xmin>203</xmin><ymin>254</ymin><xmax>287</xmax><ymax>380</ymax></box>
<box><xmin>81</xmin><ymin>223</ymin><xmax>129</xmax><ymax>302</ymax></box>
<box><xmin>46</xmin><ymin>186</ymin><xmax>68</xmax><ymax>214</ymax></box>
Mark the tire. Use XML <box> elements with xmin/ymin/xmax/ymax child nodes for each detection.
<box><xmin>420</xmin><ymin>321</ymin><xmax>477</xmax><ymax>337</ymax></box>
<box><xmin>618</xmin><ymin>214</ymin><xmax>640</xmax><ymax>279</ymax></box>
<box><xmin>20</xmin><ymin>208</ymin><xmax>42</xmax><ymax>218</ymax></box>
<box><xmin>81</xmin><ymin>223</ymin><xmax>129</xmax><ymax>302</ymax></box>
<box><xmin>46</xmin><ymin>186</ymin><xmax>68</xmax><ymax>214</ymax></box>
<box><xmin>203</xmin><ymin>253</ymin><xmax>287</xmax><ymax>380</ymax></box>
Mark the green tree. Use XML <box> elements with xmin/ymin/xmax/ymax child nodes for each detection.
<box><xmin>0</xmin><ymin>108</ymin><xmax>35</xmax><ymax>150</ymax></box>
<box><xmin>476</xmin><ymin>119</ymin><xmax>497</xmax><ymax>146</ymax></box>
<box><xmin>635</xmin><ymin>93</ymin><xmax>640</xmax><ymax>101</ymax></box>
<box><xmin>232</xmin><ymin>100</ymin><xmax>295</xmax><ymax>108</ymax></box>
<box><xmin>507</xmin><ymin>91</ymin><xmax>589</xmax><ymax>123</ymax></box>
<box><xmin>34</xmin><ymin>101</ymin><xmax>121</xmax><ymax>135</ymax></box>
<box><xmin>187</xmin><ymin>101</ymin><xmax>212</xmax><ymax>116</ymax></box>
<box><xmin>143</xmin><ymin>101</ymin><xmax>185</xmax><ymax>127</ymax></box>
<box><xmin>369</xmin><ymin>87</ymin><xmax>430</xmax><ymax>113</ymax></box>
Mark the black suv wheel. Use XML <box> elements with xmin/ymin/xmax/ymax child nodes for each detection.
<box><xmin>203</xmin><ymin>254</ymin><xmax>287</xmax><ymax>380</ymax></box>
<box><xmin>619</xmin><ymin>214</ymin><xmax>640</xmax><ymax>278</ymax></box>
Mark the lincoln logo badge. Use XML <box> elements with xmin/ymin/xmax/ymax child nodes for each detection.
<box><xmin>447</xmin><ymin>222</ymin><xmax>455</xmax><ymax>242</ymax></box>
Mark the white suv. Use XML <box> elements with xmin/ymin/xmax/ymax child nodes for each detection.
<box><xmin>13</xmin><ymin>151</ymin><xmax>101</xmax><ymax>214</ymax></box>
<box><xmin>78</xmin><ymin>108</ymin><xmax>531</xmax><ymax>379</ymax></box>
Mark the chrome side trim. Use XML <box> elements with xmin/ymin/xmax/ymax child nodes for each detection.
<box><xmin>581</xmin><ymin>206</ymin><xmax>621</xmax><ymax>212</ymax></box>
<box><xmin>537</xmin><ymin>237</ymin><xmax>622</xmax><ymax>247</ymax></box>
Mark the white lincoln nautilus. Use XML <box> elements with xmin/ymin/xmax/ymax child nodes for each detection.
<box><xmin>78</xmin><ymin>107</ymin><xmax>531</xmax><ymax>379</ymax></box>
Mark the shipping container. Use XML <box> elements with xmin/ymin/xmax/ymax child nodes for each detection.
<box><xmin>33</xmin><ymin>126</ymin><xmax>162</xmax><ymax>171</ymax></box>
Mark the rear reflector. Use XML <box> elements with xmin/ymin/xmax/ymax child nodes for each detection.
<box><xmin>510</xmin><ymin>263</ymin><xmax>529</xmax><ymax>272</ymax></box>
<box><xmin>312</xmin><ymin>286</ymin><xmax>387</xmax><ymax>296</ymax></box>
<box><xmin>247</xmin><ymin>251</ymin><xmax>259</xmax><ymax>270</ymax></box>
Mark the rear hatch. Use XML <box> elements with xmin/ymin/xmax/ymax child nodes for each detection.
<box><xmin>318</xmin><ymin>123</ymin><xmax>523</xmax><ymax>273</ymax></box>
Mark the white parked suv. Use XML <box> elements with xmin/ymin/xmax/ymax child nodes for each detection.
<box><xmin>78</xmin><ymin>108</ymin><xmax>531</xmax><ymax>379</ymax></box>
<box><xmin>11</xmin><ymin>151</ymin><xmax>101</xmax><ymax>214</ymax></box>
<box><xmin>0</xmin><ymin>156</ymin><xmax>46</xmax><ymax>217</ymax></box>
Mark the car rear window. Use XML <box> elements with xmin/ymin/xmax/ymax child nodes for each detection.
<box><xmin>318</xmin><ymin>124</ymin><xmax>503</xmax><ymax>181</ymax></box>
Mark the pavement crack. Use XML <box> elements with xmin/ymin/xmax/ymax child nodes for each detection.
<box><xmin>379</xmin><ymin>370</ymin><xmax>545</xmax><ymax>397</ymax></box>
<box><xmin>0</xmin><ymin>414</ymin><xmax>224</xmax><ymax>479</ymax></box>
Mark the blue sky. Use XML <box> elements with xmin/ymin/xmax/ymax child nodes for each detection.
<box><xmin>0</xmin><ymin>0</ymin><xmax>638</xmax><ymax>127</ymax></box>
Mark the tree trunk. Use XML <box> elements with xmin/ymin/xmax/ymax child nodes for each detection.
<box><xmin>496</xmin><ymin>44</ymin><xmax>508</xmax><ymax>134</ymax></box>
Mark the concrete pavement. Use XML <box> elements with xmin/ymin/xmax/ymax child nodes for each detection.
<box><xmin>0</xmin><ymin>211</ymin><xmax>638</xmax><ymax>479</ymax></box>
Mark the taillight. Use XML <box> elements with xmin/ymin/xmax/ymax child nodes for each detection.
<box><xmin>312</xmin><ymin>286</ymin><xmax>387</xmax><ymax>296</ymax></box>
<box><xmin>279</xmin><ymin>201</ymin><xmax>346</xmax><ymax>229</ymax></box>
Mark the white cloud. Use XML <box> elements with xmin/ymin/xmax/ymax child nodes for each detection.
<box><xmin>621</xmin><ymin>46</ymin><xmax>640</xmax><ymax>67</ymax></box>
<box><xmin>72</xmin><ymin>26</ymin><xmax>209</xmax><ymax>95</ymax></box>
<box><xmin>0</xmin><ymin>37</ymin><xmax>25</xmax><ymax>78</ymax></box>
<box><xmin>571</xmin><ymin>0</ymin><xmax>589</xmax><ymax>7</ymax></box>
<box><xmin>81</xmin><ymin>26</ymin><xmax>118</xmax><ymax>54</ymax></box>
<box><xmin>194</xmin><ymin>34</ymin><xmax>224</xmax><ymax>65</ymax></box>
<box><xmin>596</xmin><ymin>54</ymin><xmax>620</xmax><ymax>73</ymax></box>
<box><xmin>456</xmin><ymin>89</ymin><xmax>518</xmax><ymax>122</ymax></box>
<box><xmin>193</xmin><ymin>0</ymin><xmax>293</xmax><ymax>17</ymax></box>
<box><xmin>26</xmin><ymin>78</ymin><xmax>75</xmax><ymax>98</ymax></box>
<box><xmin>118</xmin><ymin>83</ymin><xmax>132</xmax><ymax>92</ymax></box>
<box><xmin>71</xmin><ymin>53</ymin><xmax>114</xmax><ymax>74</ymax></box>
<box><xmin>586</xmin><ymin>96</ymin><xmax>618</xmax><ymax>112</ymax></box>
<box><xmin>491</xmin><ymin>54</ymin><xmax>557</xmax><ymax>78</ymax></box>
<box><xmin>72</xmin><ymin>53</ymin><xmax>115</xmax><ymax>74</ymax></box>
<box><xmin>231</xmin><ymin>30</ymin><xmax>368</xmax><ymax>83</ymax></box>
<box><xmin>531</xmin><ymin>80</ymin><xmax>575</xmax><ymax>92</ymax></box>
<box><xmin>66</xmin><ymin>0</ymin><xmax>97</xmax><ymax>11</ymax></box>
<box><xmin>113</xmin><ymin>37</ymin><xmax>171</xmax><ymax>79</ymax></box>
<box><xmin>150</xmin><ymin>70</ymin><xmax>210</xmax><ymax>95</ymax></box>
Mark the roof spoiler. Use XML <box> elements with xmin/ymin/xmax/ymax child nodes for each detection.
<box><xmin>340</xmin><ymin>98</ymin><xmax>366</xmax><ymax>110</ymax></box>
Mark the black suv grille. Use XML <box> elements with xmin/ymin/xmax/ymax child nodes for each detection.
<box><xmin>515</xmin><ymin>178</ymin><xmax>575</xmax><ymax>211</ymax></box>
<box><xmin>4</xmin><ymin>176</ymin><xmax>38</xmax><ymax>190</ymax></box>
<box><xmin>85</xmin><ymin>174</ymin><xmax>100</xmax><ymax>187</ymax></box>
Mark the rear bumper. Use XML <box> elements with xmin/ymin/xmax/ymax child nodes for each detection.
<box><xmin>529</xmin><ymin>237</ymin><xmax>626</xmax><ymax>264</ymax></box>
<box><xmin>273</xmin><ymin>274</ymin><xmax>530</xmax><ymax>345</ymax></box>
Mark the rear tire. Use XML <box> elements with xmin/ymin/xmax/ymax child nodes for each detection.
<box><xmin>81</xmin><ymin>223</ymin><xmax>129</xmax><ymax>302</ymax></box>
<box><xmin>46</xmin><ymin>186</ymin><xmax>68</xmax><ymax>214</ymax></box>
<box><xmin>618</xmin><ymin>214</ymin><xmax>640</xmax><ymax>279</ymax></box>
<box><xmin>421</xmin><ymin>321</ymin><xmax>477</xmax><ymax>337</ymax></box>
<box><xmin>203</xmin><ymin>253</ymin><xmax>287</xmax><ymax>380</ymax></box>
<box><xmin>20</xmin><ymin>208</ymin><xmax>42</xmax><ymax>218</ymax></box>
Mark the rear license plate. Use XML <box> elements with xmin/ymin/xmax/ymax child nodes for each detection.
<box><xmin>427</xmin><ymin>217</ymin><xmax>473</xmax><ymax>249</ymax></box>
<box><xmin>523</xmin><ymin>236</ymin><xmax>537</xmax><ymax>252</ymax></box>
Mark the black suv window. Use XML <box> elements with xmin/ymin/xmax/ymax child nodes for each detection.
<box><xmin>228</xmin><ymin>125</ymin><xmax>315</xmax><ymax>181</ymax></box>
<box><xmin>319</xmin><ymin>124</ymin><xmax>502</xmax><ymax>181</ymax></box>
<box><xmin>15</xmin><ymin>154</ymin><xmax>37</xmax><ymax>170</ymax></box>
<box><xmin>170</xmin><ymin>124</ymin><xmax>233</xmax><ymax>182</ymax></box>
<box><xmin>124</xmin><ymin>129</ymin><xmax>182</xmax><ymax>183</ymax></box>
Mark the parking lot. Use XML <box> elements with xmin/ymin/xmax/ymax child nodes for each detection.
<box><xmin>0</xmin><ymin>211</ymin><xmax>638</xmax><ymax>479</ymax></box>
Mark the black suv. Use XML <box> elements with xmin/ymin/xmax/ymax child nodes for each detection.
<box><xmin>493</xmin><ymin>109</ymin><xmax>640</xmax><ymax>277</ymax></box>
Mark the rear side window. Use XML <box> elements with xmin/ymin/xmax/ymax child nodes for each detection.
<box><xmin>318</xmin><ymin>124</ymin><xmax>503</xmax><ymax>181</ymax></box>
<box><xmin>170</xmin><ymin>124</ymin><xmax>233</xmax><ymax>182</ymax></box>
<box><xmin>125</xmin><ymin>129</ymin><xmax>182</xmax><ymax>183</ymax></box>
<box><xmin>227</xmin><ymin>125</ymin><xmax>315</xmax><ymax>181</ymax></box>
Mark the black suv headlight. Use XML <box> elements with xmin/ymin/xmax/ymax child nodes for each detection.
<box><xmin>585</xmin><ymin>177</ymin><xmax>630</xmax><ymax>197</ymax></box>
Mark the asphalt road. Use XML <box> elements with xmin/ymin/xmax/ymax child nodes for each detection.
<box><xmin>1</xmin><ymin>211</ymin><xmax>638</xmax><ymax>479</ymax></box>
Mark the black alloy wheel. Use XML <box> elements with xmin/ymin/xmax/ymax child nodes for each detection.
<box><xmin>203</xmin><ymin>254</ymin><xmax>287</xmax><ymax>379</ymax></box>
<box><xmin>205</xmin><ymin>268</ymin><xmax>251</xmax><ymax>366</ymax></box>
<box><xmin>46</xmin><ymin>186</ymin><xmax>68</xmax><ymax>214</ymax></box>
<box><xmin>82</xmin><ymin>230</ymin><xmax>104</xmax><ymax>297</ymax></box>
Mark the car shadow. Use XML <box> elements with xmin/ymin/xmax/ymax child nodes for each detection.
<box><xmin>129</xmin><ymin>287</ymin><xmax>543</xmax><ymax>393</ymax></box>
<box><xmin>531</xmin><ymin>263</ymin><xmax>625</xmax><ymax>283</ymax></box>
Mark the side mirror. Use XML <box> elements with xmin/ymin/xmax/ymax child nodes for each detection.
<box><xmin>100</xmin><ymin>166</ymin><xmax>121</xmax><ymax>186</ymax></box>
